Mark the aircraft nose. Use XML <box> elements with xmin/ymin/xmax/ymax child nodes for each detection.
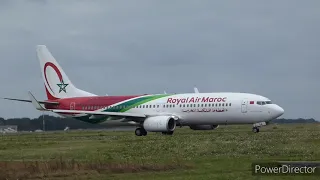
<box><xmin>273</xmin><ymin>105</ymin><xmax>284</xmax><ymax>118</ymax></box>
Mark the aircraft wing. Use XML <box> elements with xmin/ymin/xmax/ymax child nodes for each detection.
<box><xmin>3</xmin><ymin>97</ymin><xmax>59</xmax><ymax>105</ymax></box>
<box><xmin>3</xmin><ymin>92</ymin><xmax>58</xmax><ymax>111</ymax></box>
<box><xmin>51</xmin><ymin>109</ymin><xmax>147</xmax><ymax>118</ymax></box>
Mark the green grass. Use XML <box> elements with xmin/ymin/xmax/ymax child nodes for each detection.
<box><xmin>0</xmin><ymin>123</ymin><xmax>320</xmax><ymax>179</ymax></box>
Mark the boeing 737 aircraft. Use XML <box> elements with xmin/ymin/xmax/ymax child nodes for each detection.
<box><xmin>4</xmin><ymin>45</ymin><xmax>284</xmax><ymax>136</ymax></box>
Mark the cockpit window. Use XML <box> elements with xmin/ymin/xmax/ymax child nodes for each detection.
<box><xmin>256</xmin><ymin>101</ymin><xmax>272</xmax><ymax>105</ymax></box>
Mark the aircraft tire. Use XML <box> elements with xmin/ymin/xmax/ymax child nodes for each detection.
<box><xmin>142</xmin><ymin>129</ymin><xmax>147</xmax><ymax>136</ymax></box>
<box><xmin>135</xmin><ymin>128</ymin><xmax>143</xmax><ymax>136</ymax></box>
<box><xmin>135</xmin><ymin>127</ymin><xmax>147</xmax><ymax>136</ymax></box>
<box><xmin>162</xmin><ymin>131</ymin><xmax>174</xmax><ymax>135</ymax></box>
<box><xmin>252</xmin><ymin>127</ymin><xmax>260</xmax><ymax>133</ymax></box>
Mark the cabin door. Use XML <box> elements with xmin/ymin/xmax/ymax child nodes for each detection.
<box><xmin>70</xmin><ymin>102</ymin><xmax>76</xmax><ymax>110</ymax></box>
<box><xmin>241</xmin><ymin>99</ymin><xmax>247</xmax><ymax>113</ymax></box>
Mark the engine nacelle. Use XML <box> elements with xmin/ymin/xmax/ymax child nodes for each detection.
<box><xmin>143</xmin><ymin>116</ymin><xmax>176</xmax><ymax>132</ymax></box>
<box><xmin>189</xmin><ymin>125</ymin><xmax>219</xmax><ymax>130</ymax></box>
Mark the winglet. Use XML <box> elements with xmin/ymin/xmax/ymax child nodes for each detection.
<box><xmin>28</xmin><ymin>91</ymin><xmax>47</xmax><ymax>111</ymax></box>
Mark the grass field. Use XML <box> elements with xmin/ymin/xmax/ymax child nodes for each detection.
<box><xmin>0</xmin><ymin>123</ymin><xmax>319</xmax><ymax>180</ymax></box>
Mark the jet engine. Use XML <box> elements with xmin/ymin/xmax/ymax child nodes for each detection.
<box><xmin>143</xmin><ymin>116</ymin><xmax>176</xmax><ymax>132</ymax></box>
<box><xmin>189</xmin><ymin>125</ymin><xmax>219</xmax><ymax>130</ymax></box>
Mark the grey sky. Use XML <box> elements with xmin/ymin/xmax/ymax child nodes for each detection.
<box><xmin>0</xmin><ymin>0</ymin><xmax>319</xmax><ymax>120</ymax></box>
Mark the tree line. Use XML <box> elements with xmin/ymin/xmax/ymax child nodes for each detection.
<box><xmin>0</xmin><ymin>115</ymin><xmax>318</xmax><ymax>132</ymax></box>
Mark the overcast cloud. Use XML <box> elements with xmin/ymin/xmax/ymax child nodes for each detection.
<box><xmin>0</xmin><ymin>0</ymin><xmax>319</xmax><ymax>120</ymax></box>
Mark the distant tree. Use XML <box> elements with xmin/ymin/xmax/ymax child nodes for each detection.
<box><xmin>0</xmin><ymin>117</ymin><xmax>4</xmax><ymax>125</ymax></box>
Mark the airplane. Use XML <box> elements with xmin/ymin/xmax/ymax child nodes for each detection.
<box><xmin>3</xmin><ymin>45</ymin><xmax>284</xmax><ymax>136</ymax></box>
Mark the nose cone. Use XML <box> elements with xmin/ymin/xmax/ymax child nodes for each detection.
<box><xmin>273</xmin><ymin>105</ymin><xmax>284</xmax><ymax>118</ymax></box>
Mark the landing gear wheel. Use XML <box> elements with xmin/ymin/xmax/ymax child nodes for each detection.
<box><xmin>252</xmin><ymin>127</ymin><xmax>260</xmax><ymax>133</ymax></box>
<box><xmin>142</xmin><ymin>129</ymin><xmax>147</xmax><ymax>136</ymax></box>
<box><xmin>162</xmin><ymin>131</ymin><xmax>174</xmax><ymax>135</ymax></box>
<box><xmin>135</xmin><ymin>128</ymin><xmax>147</xmax><ymax>136</ymax></box>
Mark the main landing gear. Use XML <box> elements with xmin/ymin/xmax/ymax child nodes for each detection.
<box><xmin>134</xmin><ymin>127</ymin><xmax>174</xmax><ymax>136</ymax></box>
<box><xmin>162</xmin><ymin>131</ymin><xmax>174</xmax><ymax>135</ymax></box>
<box><xmin>135</xmin><ymin>127</ymin><xmax>147</xmax><ymax>136</ymax></box>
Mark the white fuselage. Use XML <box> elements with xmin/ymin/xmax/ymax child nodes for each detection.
<box><xmin>95</xmin><ymin>92</ymin><xmax>284</xmax><ymax>126</ymax></box>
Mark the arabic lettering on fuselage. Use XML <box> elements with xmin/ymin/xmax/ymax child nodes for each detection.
<box><xmin>167</xmin><ymin>97</ymin><xmax>227</xmax><ymax>105</ymax></box>
<box><xmin>182</xmin><ymin>108</ymin><xmax>226</xmax><ymax>113</ymax></box>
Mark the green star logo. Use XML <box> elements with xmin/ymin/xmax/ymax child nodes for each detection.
<box><xmin>57</xmin><ymin>79</ymin><xmax>69</xmax><ymax>93</ymax></box>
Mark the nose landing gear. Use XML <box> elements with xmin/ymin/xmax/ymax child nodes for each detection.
<box><xmin>252</xmin><ymin>127</ymin><xmax>260</xmax><ymax>133</ymax></box>
<box><xmin>252</xmin><ymin>122</ymin><xmax>266</xmax><ymax>133</ymax></box>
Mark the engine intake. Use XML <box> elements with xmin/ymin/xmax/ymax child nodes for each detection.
<box><xmin>143</xmin><ymin>116</ymin><xmax>176</xmax><ymax>132</ymax></box>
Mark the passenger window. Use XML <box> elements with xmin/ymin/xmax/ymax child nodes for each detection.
<box><xmin>229</xmin><ymin>103</ymin><xmax>231</xmax><ymax>106</ymax></box>
<box><xmin>187</xmin><ymin>104</ymin><xmax>189</xmax><ymax>107</ymax></box>
<box><xmin>157</xmin><ymin>105</ymin><xmax>159</xmax><ymax>108</ymax></box>
<box><xmin>219</xmin><ymin>104</ymin><xmax>221</xmax><ymax>106</ymax></box>
<box><xmin>226</xmin><ymin>103</ymin><xmax>228</xmax><ymax>106</ymax></box>
<box><xmin>173</xmin><ymin>105</ymin><xmax>175</xmax><ymax>108</ymax></box>
<box><xmin>198</xmin><ymin>104</ymin><xmax>200</xmax><ymax>107</ymax></box>
<box><xmin>222</xmin><ymin>103</ymin><xmax>224</xmax><ymax>106</ymax></box>
<box><xmin>153</xmin><ymin>105</ymin><xmax>155</xmax><ymax>108</ymax></box>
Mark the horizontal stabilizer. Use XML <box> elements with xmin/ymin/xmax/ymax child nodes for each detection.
<box><xmin>51</xmin><ymin>109</ymin><xmax>146</xmax><ymax>118</ymax></box>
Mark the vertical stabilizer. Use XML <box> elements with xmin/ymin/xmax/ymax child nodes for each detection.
<box><xmin>36</xmin><ymin>45</ymin><xmax>96</xmax><ymax>100</ymax></box>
